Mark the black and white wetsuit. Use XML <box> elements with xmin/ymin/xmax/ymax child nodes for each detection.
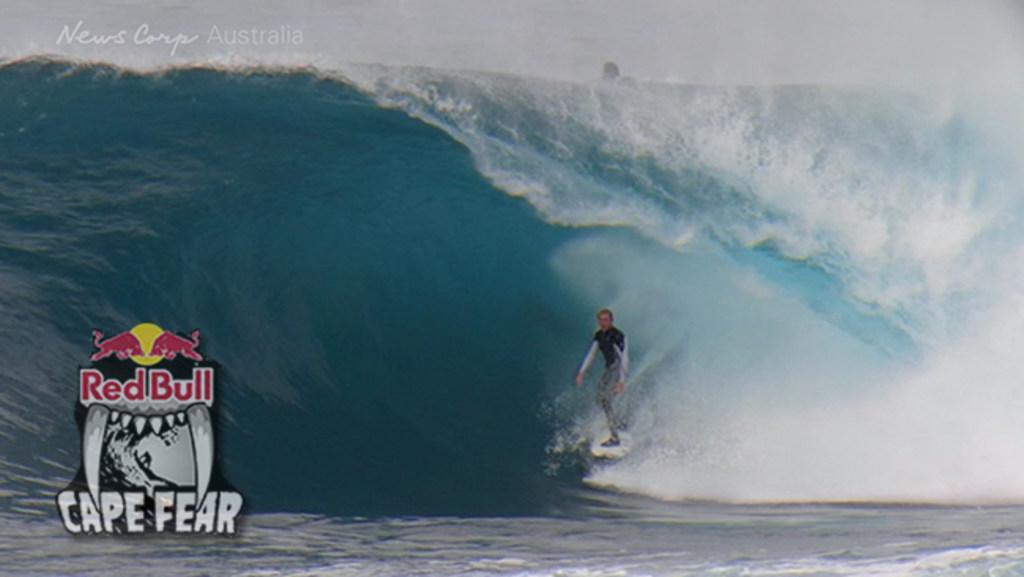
<box><xmin>578</xmin><ymin>327</ymin><xmax>629</xmax><ymax>438</ymax></box>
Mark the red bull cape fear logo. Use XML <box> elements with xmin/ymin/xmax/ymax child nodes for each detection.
<box><xmin>55</xmin><ymin>323</ymin><xmax>244</xmax><ymax>535</ymax></box>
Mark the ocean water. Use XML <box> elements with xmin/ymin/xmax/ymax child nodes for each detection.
<box><xmin>3</xmin><ymin>57</ymin><xmax>1024</xmax><ymax>576</ymax></box>
<box><xmin>8</xmin><ymin>501</ymin><xmax>1024</xmax><ymax>577</ymax></box>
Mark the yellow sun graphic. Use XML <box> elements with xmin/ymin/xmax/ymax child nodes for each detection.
<box><xmin>129</xmin><ymin>322</ymin><xmax>165</xmax><ymax>366</ymax></box>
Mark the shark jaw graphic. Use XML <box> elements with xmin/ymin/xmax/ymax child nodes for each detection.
<box><xmin>80</xmin><ymin>367</ymin><xmax>215</xmax><ymax>509</ymax></box>
<box><xmin>83</xmin><ymin>401</ymin><xmax>214</xmax><ymax>510</ymax></box>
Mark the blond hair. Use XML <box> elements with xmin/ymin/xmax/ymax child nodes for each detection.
<box><xmin>596</xmin><ymin>308</ymin><xmax>614</xmax><ymax>322</ymax></box>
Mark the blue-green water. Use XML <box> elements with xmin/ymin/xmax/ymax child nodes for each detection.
<box><xmin>0</xmin><ymin>60</ymin><xmax>595</xmax><ymax>516</ymax></box>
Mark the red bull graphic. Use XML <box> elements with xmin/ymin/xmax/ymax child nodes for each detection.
<box><xmin>56</xmin><ymin>323</ymin><xmax>244</xmax><ymax>535</ymax></box>
<box><xmin>89</xmin><ymin>330</ymin><xmax>144</xmax><ymax>361</ymax></box>
<box><xmin>152</xmin><ymin>330</ymin><xmax>203</xmax><ymax>361</ymax></box>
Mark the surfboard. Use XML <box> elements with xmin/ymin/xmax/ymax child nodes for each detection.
<box><xmin>589</xmin><ymin>432</ymin><xmax>632</xmax><ymax>459</ymax></box>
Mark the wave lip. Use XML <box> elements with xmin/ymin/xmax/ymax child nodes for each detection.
<box><xmin>341</xmin><ymin>63</ymin><xmax>1020</xmax><ymax>344</ymax></box>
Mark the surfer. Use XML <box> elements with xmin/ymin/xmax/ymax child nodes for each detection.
<box><xmin>575</xmin><ymin>308</ymin><xmax>629</xmax><ymax>447</ymax></box>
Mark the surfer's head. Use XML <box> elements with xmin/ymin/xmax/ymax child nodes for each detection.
<box><xmin>597</xmin><ymin>308</ymin><xmax>614</xmax><ymax>330</ymax></box>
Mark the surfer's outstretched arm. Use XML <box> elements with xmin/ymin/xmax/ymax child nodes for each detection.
<box><xmin>576</xmin><ymin>342</ymin><xmax>598</xmax><ymax>386</ymax></box>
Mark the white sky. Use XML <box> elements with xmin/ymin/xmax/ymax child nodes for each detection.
<box><xmin>2</xmin><ymin>0</ymin><xmax>1022</xmax><ymax>88</ymax></box>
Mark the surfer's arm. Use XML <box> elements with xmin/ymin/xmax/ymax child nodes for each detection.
<box><xmin>576</xmin><ymin>341</ymin><xmax>598</xmax><ymax>385</ymax></box>
<box><xmin>614</xmin><ymin>337</ymin><xmax>628</xmax><ymax>390</ymax></box>
<box><xmin>619</xmin><ymin>337</ymin><xmax>629</xmax><ymax>381</ymax></box>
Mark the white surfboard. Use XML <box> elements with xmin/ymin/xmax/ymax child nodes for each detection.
<box><xmin>589</xmin><ymin>432</ymin><xmax>632</xmax><ymax>459</ymax></box>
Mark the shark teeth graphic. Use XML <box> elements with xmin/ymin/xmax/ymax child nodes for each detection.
<box><xmin>82</xmin><ymin>404</ymin><xmax>214</xmax><ymax>507</ymax></box>
<box><xmin>82</xmin><ymin>405</ymin><xmax>109</xmax><ymax>507</ymax></box>
<box><xmin>187</xmin><ymin>404</ymin><xmax>213</xmax><ymax>509</ymax></box>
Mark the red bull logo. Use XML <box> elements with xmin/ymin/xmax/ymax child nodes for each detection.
<box><xmin>56</xmin><ymin>323</ymin><xmax>244</xmax><ymax>535</ymax></box>
<box><xmin>80</xmin><ymin>367</ymin><xmax>214</xmax><ymax>405</ymax></box>
<box><xmin>90</xmin><ymin>324</ymin><xmax>203</xmax><ymax>363</ymax></box>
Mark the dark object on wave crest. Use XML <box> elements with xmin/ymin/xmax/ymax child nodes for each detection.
<box><xmin>602</xmin><ymin>61</ymin><xmax>621</xmax><ymax>81</ymax></box>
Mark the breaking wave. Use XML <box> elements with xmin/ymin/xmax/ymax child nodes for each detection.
<box><xmin>3</xmin><ymin>56</ymin><xmax>1024</xmax><ymax>514</ymax></box>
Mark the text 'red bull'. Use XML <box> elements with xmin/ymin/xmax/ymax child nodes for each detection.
<box><xmin>79</xmin><ymin>368</ymin><xmax>214</xmax><ymax>406</ymax></box>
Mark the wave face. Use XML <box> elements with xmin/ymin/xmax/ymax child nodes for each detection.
<box><xmin>3</xmin><ymin>58</ymin><xmax>1024</xmax><ymax>514</ymax></box>
<box><xmin>0</xmin><ymin>60</ymin><xmax>595</xmax><ymax>516</ymax></box>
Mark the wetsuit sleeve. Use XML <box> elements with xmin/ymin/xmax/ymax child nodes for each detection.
<box><xmin>578</xmin><ymin>341</ymin><xmax>598</xmax><ymax>375</ymax></box>
<box><xmin>616</xmin><ymin>336</ymin><xmax>629</xmax><ymax>383</ymax></box>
